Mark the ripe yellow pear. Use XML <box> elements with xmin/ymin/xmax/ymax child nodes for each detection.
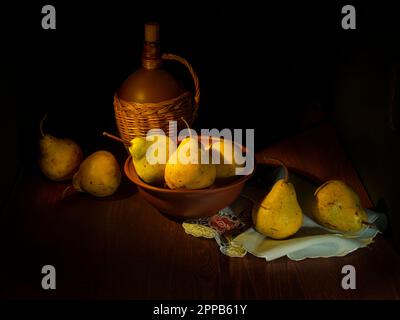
<box><xmin>165</xmin><ymin>138</ymin><xmax>217</xmax><ymax>189</ymax></box>
<box><xmin>165</xmin><ymin>137</ymin><xmax>216</xmax><ymax>189</ymax></box>
<box><xmin>72</xmin><ymin>151</ymin><xmax>121</xmax><ymax>197</ymax></box>
<box><xmin>252</xmin><ymin>162</ymin><xmax>303</xmax><ymax>239</ymax></box>
<box><xmin>208</xmin><ymin>139</ymin><xmax>243</xmax><ymax>178</ymax></box>
<box><xmin>38</xmin><ymin>115</ymin><xmax>83</xmax><ymax>181</ymax></box>
<box><xmin>311</xmin><ymin>180</ymin><xmax>368</xmax><ymax>233</ymax></box>
<box><xmin>129</xmin><ymin>135</ymin><xmax>172</xmax><ymax>186</ymax></box>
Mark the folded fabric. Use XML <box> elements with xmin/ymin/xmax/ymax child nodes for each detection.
<box><xmin>234</xmin><ymin>209</ymin><xmax>386</xmax><ymax>261</ymax></box>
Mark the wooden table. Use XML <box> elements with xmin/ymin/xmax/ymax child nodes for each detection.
<box><xmin>1</xmin><ymin>121</ymin><xmax>400</xmax><ymax>299</ymax></box>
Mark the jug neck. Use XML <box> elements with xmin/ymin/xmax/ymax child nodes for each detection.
<box><xmin>142</xmin><ymin>22</ymin><xmax>162</xmax><ymax>70</ymax></box>
<box><xmin>142</xmin><ymin>41</ymin><xmax>162</xmax><ymax>70</ymax></box>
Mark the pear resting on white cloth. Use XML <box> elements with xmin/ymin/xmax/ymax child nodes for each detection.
<box><xmin>183</xmin><ymin>167</ymin><xmax>387</xmax><ymax>261</ymax></box>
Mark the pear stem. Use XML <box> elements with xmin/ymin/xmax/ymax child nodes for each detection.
<box><xmin>180</xmin><ymin>117</ymin><xmax>192</xmax><ymax>139</ymax></box>
<box><xmin>39</xmin><ymin>114</ymin><xmax>47</xmax><ymax>137</ymax></box>
<box><xmin>102</xmin><ymin>132</ymin><xmax>131</xmax><ymax>146</ymax></box>
<box><xmin>263</xmin><ymin>157</ymin><xmax>289</xmax><ymax>182</ymax></box>
<box><xmin>61</xmin><ymin>185</ymin><xmax>74</xmax><ymax>200</ymax></box>
<box><xmin>239</xmin><ymin>194</ymin><xmax>269</xmax><ymax>211</ymax></box>
<box><xmin>362</xmin><ymin>221</ymin><xmax>377</xmax><ymax>228</ymax></box>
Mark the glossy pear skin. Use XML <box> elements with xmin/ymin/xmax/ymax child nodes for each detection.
<box><xmin>311</xmin><ymin>180</ymin><xmax>368</xmax><ymax>232</ymax></box>
<box><xmin>39</xmin><ymin>134</ymin><xmax>83</xmax><ymax>181</ymax></box>
<box><xmin>129</xmin><ymin>135</ymin><xmax>171</xmax><ymax>186</ymax></box>
<box><xmin>73</xmin><ymin>151</ymin><xmax>121</xmax><ymax>197</ymax></box>
<box><xmin>252</xmin><ymin>179</ymin><xmax>303</xmax><ymax>239</ymax></box>
<box><xmin>165</xmin><ymin>137</ymin><xmax>216</xmax><ymax>189</ymax></box>
<box><xmin>209</xmin><ymin>140</ymin><xmax>243</xmax><ymax>178</ymax></box>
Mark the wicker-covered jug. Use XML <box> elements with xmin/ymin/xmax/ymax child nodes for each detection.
<box><xmin>114</xmin><ymin>22</ymin><xmax>200</xmax><ymax>141</ymax></box>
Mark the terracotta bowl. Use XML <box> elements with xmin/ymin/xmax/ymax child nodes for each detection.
<box><xmin>124</xmin><ymin>140</ymin><xmax>254</xmax><ymax>219</ymax></box>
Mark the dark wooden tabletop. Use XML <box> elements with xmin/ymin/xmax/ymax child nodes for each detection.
<box><xmin>1</xmin><ymin>121</ymin><xmax>400</xmax><ymax>299</ymax></box>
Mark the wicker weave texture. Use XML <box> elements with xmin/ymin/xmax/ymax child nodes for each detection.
<box><xmin>114</xmin><ymin>53</ymin><xmax>200</xmax><ymax>141</ymax></box>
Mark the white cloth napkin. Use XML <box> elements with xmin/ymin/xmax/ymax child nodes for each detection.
<box><xmin>233</xmin><ymin>167</ymin><xmax>387</xmax><ymax>261</ymax></box>
<box><xmin>234</xmin><ymin>209</ymin><xmax>386</xmax><ymax>261</ymax></box>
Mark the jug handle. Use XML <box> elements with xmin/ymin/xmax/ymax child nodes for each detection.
<box><xmin>162</xmin><ymin>53</ymin><xmax>200</xmax><ymax>120</ymax></box>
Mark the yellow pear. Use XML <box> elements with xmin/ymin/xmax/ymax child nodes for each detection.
<box><xmin>38</xmin><ymin>115</ymin><xmax>83</xmax><ymax>181</ymax></box>
<box><xmin>208</xmin><ymin>139</ymin><xmax>243</xmax><ymax>178</ymax></box>
<box><xmin>311</xmin><ymin>180</ymin><xmax>368</xmax><ymax>233</ymax></box>
<box><xmin>252</xmin><ymin>162</ymin><xmax>303</xmax><ymax>239</ymax></box>
<box><xmin>72</xmin><ymin>151</ymin><xmax>121</xmax><ymax>197</ymax></box>
<box><xmin>165</xmin><ymin>119</ymin><xmax>216</xmax><ymax>189</ymax></box>
<box><xmin>129</xmin><ymin>135</ymin><xmax>172</xmax><ymax>186</ymax></box>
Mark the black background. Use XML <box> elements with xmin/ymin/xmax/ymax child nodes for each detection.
<box><xmin>7</xmin><ymin>0</ymin><xmax>400</xmax><ymax>163</ymax></box>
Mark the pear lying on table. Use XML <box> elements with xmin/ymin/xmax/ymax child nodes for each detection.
<box><xmin>311</xmin><ymin>180</ymin><xmax>368</xmax><ymax>233</ymax></box>
<box><xmin>38</xmin><ymin>114</ymin><xmax>83</xmax><ymax>181</ymax></box>
<box><xmin>72</xmin><ymin>151</ymin><xmax>121</xmax><ymax>197</ymax></box>
<box><xmin>252</xmin><ymin>160</ymin><xmax>303</xmax><ymax>239</ymax></box>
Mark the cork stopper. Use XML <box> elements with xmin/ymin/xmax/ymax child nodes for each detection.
<box><xmin>144</xmin><ymin>22</ymin><xmax>159</xmax><ymax>43</ymax></box>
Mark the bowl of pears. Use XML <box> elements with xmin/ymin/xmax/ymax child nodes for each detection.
<box><xmin>106</xmin><ymin>127</ymin><xmax>254</xmax><ymax>219</ymax></box>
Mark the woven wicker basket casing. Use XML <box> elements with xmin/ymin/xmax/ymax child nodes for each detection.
<box><xmin>114</xmin><ymin>53</ymin><xmax>200</xmax><ymax>141</ymax></box>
